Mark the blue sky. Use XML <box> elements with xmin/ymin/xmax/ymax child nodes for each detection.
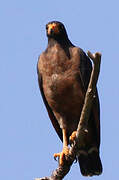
<box><xmin>1</xmin><ymin>0</ymin><xmax>119</xmax><ymax>179</ymax></box>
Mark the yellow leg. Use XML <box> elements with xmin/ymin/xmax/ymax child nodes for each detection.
<box><xmin>62</xmin><ymin>129</ymin><xmax>68</xmax><ymax>147</ymax></box>
<box><xmin>54</xmin><ymin>129</ymin><xmax>69</xmax><ymax>165</ymax></box>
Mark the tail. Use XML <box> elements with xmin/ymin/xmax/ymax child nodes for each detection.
<box><xmin>78</xmin><ymin>147</ymin><xmax>103</xmax><ymax>176</ymax></box>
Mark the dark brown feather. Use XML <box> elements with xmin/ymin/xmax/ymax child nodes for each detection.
<box><xmin>37</xmin><ymin>71</ymin><xmax>63</xmax><ymax>141</ymax></box>
<box><xmin>37</xmin><ymin>21</ymin><xmax>102</xmax><ymax>176</ymax></box>
<box><xmin>37</xmin><ymin>46</ymin><xmax>100</xmax><ymax>147</ymax></box>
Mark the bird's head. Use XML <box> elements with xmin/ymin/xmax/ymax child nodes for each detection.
<box><xmin>46</xmin><ymin>21</ymin><xmax>68</xmax><ymax>40</ymax></box>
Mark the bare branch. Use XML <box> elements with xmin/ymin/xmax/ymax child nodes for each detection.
<box><xmin>36</xmin><ymin>51</ymin><xmax>101</xmax><ymax>180</ymax></box>
<box><xmin>76</xmin><ymin>51</ymin><xmax>101</xmax><ymax>142</ymax></box>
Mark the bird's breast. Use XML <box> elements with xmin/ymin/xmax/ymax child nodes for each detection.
<box><xmin>45</xmin><ymin>71</ymin><xmax>77</xmax><ymax>96</ymax></box>
<box><xmin>43</xmin><ymin>70</ymin><xmax>84</xmax><ymax>114</ymax></box>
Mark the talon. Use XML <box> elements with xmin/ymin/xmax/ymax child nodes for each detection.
<box><xmin>54</xmin><ymin>152</ymin><xmax>60</xmax><ymax>161</ymax></box>
<box><xmin>54</xmin><ymin>154</ymin><xmax>58</xmax><ymax>161</ymax></box>
<box><xmin>69</xmin><ymin>131</ymin><xmax>77</xmax><ymax>143</ymax></box>
<box><xmin>53</xmin><ymin>146</ymin><xmax>69</xmax><ymax>165</ymax></box>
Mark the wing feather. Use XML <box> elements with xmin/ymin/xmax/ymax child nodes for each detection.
<box><xmin>37</xmin><ymin>63</ymin><xmax>63</xmax><ymax>141</ymax></box>
<box><xmin>79</xmin><ymin>49</ymin><xmax>100</xmax><ymax>147</ymax></box>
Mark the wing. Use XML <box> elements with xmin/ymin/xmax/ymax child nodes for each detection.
<box><xmin>79</xmin><ymin>49</ymin><xmax>100</xmax><ymax>148</ymax></box>
<box><xmin>37</xmin><ymin>61</ymin><xmax>63</xmax><ymax>141</ymax></box>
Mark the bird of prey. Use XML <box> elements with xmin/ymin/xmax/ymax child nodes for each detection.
<box><xmin>37</xmin><ymin>21</ymin><xmax>102</xmax><ymax>176</ymax></box>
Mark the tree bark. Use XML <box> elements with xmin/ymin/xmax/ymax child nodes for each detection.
<box><xmin>36</xmin><ymin>51</ymin><xmax>101</xmax><ymax>180</ymax></box>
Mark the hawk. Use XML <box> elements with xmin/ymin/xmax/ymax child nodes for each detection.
<box><xmin>37</xmin><ymin>21</ymin><xmax>102</xmax><ymax>176</ymax></box>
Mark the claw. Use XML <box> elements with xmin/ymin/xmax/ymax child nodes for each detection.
<box><xmin>53</xmin><ymin>146</ymin><xmax>69</xmax><ymax>165</ymax></box>
<box><xmin>54</xmin><ymin>152</ymin><xmax>60</xmax><ymax>162</ymax></box>
<box><xmin>54</xmin><ymin>155</ymin><xmax>58</xmax><ymax>161</ymax></box>
<box><xmin>69</xmin><ymin>131</ymin><xmax>77</xmax><ymax>145</ymax></box>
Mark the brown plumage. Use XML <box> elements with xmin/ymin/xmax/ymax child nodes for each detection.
<box><xmin>37</xmin><ymin>21</ymin><xmax>102</xmax><ymax>176</ymax></box>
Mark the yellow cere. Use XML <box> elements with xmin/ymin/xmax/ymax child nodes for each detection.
<box><xmin>48</xmin><ymin>23</ymin><xmax>60</xmax><ymax>35</ymax></box>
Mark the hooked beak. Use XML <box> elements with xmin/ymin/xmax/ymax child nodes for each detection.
<box><xmin>47</xmin><ymin>23</ymin><xmax>59</xmax><ymax>35</ymax></box>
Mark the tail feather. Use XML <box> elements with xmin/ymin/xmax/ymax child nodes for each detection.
<box><xmin>78</xmin><ymin>148</ymin><xmax>102</xmax><ymax>176</ymax></box>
